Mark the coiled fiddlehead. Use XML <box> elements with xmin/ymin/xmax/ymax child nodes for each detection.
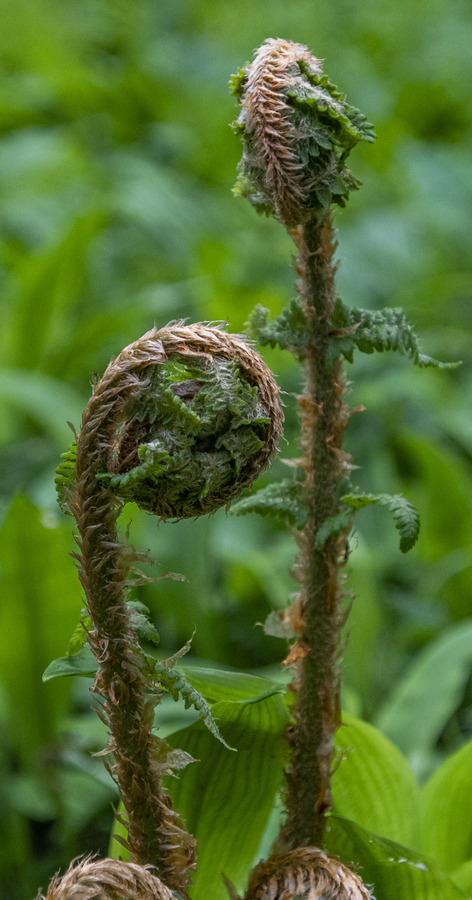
<box><xmin>60</xmin><ymin>322</ymin><xmax>282</xmax><ymax>519</ymax></box>
<box><xmin>61</xmin><ymin>322</ymin><xmax>282</xmax><ymax>895</ymax></box>
<box><xmin>243</xmin><ymin>849</ymin><xmax>373</xmax><ymax>900</ymax></box>
<box><xmin>36</xmin><ymin>857</ymin><xmax>174</xmax><ymax>900</ymax></box>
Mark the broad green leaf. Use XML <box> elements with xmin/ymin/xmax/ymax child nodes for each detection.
<box><xmin>332</xmin><ymin>712</ymin><xmax>420</xmax><ymax>848</ymax></box>
<box><xmin>421</xmin><ymin>737</ymin><xmax>472</xmax><ymax>873</ymax></box>
<box><xmin>42</xmin><ymin>646</ymin><xmax>97</xmax><ymax>681</ymax></box>
<box><xmin>375</xmin><ymin>621</ymin><xmax>472</xmax><ymax>765</ymax></box>
<box><xmin>453</xmin><ymin>861</ymin><xmax>472</xmax><ymax>895</ymax></box>
<box><xmin>3</xmin><ymin>212</ymin><xmax>104</xmax><ymax>372</ymax></box>
<box><xmin>164</xmin><ymin>693</ymin><xmax>289</xmax><ymax>900</ymax></box>
<box><xmin>0</xmin><ymin>495</ymin><xmax>80</xmax><ymax>766</ymax></box>
<box><xmin>325</xmin><ymin>816</ymin><xmax>468</xmax><ymax>900</ymax></box>
<box><xmin>179</xmin><ymin>666</ymin><xmax>283</xmax><ymax>703</ymax></box>
<box><xmin>0</xmin><ymin>369</ymin><xmax>84</xmax><ymax>445</ymax></box>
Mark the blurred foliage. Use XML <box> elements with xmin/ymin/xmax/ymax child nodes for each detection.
<box><xmin>0</xmin><ymin>0</ymin><xmax>471</xmax><ymax>897</ymax></box>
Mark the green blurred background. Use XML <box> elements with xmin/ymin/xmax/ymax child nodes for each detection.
<box><xmin>0</xmin><ymin>0</ymin><xmax>471</xmax><ymax>896</ymax></box>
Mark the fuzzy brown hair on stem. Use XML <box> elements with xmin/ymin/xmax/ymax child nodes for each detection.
<box><xmin>281</xmin><ymin>216</ymin><xmax>352</xmax><ymax>849</ymax></box>
<box><xmin>62</xmin><ymin>322</ymin><xmax>283</xmax><ymax>894</ymax></box>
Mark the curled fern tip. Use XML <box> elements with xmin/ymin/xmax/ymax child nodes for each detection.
<box><xmin>232</xmin><ymin>38</ymin><xmax>375</xmax><ymax>228</ymax></box>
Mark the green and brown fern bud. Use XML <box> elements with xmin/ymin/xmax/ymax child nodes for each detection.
<box><xmin>58</xmin><ymin>322</ymin><xmax>283</xmax><ymax>520</ymax></box>
<box><xmin>243</xmin><ymin>849</ymin><xmax>373</xmax><ymax>900</ymax></box>
<box><xmin>231</xmin><ymin>38</ymin><xmax>374</xmax><ymax>228</ymax></box>
<box><xmin>37</xmin><ymin>857</ymin><xmax>174</xmax><ymax>900</ymax></box>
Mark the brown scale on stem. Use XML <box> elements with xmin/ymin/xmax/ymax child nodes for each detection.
<box><xmin>70</xmin><ymin>346</ymin><xmax>196</xmax><ymax>895</ymax></box>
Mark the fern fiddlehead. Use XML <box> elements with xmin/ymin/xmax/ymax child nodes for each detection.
<box><xmin>36</xmin><ymin>857</ymin><xmax>174</xmax><ymax>900</ymax></box>
<box><xmin>242</xmin><ymin>849</ymin><xmax>373</xmax><ymax>900</ymax></box>
<box><xmin>59</xmin><ymin>322</ymin><xmax>282</xmax><ymax>895</ymax></box>
<box><xmin>232</xmin><ymin>37</ymin><xmax>374</xmax><ymax>228</ymax></box>
<box><xmin>232</xmin><ymin>37</ymin><xmax>374</xmax><ymax>879</ymax></box>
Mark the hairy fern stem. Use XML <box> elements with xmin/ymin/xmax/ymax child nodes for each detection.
<box><xmin>281</xmin><ymin>215</ymin><xmax>351</xmax><ymax>849</ymax></box>
<box><xmin>70</xmin><ymin>336</ymin><xmax>197</xmax><ymax>895</ymax></box>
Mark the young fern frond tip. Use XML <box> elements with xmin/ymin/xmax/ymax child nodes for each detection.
<box><xmin>58</xmin><ymin>323</ymin><xmax>283</xmax><ymax>521</ymax></box>
<box><xmin>232</xmin><ymin>38</ymin><xmax>375</xmax><ymax>228</ymax></box>
<box><xmin>243</xmin><ymin>849</ymin><xmax>373</xmax><ymax>900</ymax></box>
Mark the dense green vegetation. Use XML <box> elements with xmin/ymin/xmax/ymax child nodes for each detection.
<box><xmin>0</xmin><ymin>1</ymin><xmax>472</xmax><ymax>898</ymax></box>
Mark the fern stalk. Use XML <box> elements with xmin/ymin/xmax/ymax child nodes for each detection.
<box><xmin>281</xmin><ymin>215</ymin><xmax>351</xmax><ymax>848</ymax></box>
<box><xmin>232</xmin><ymin>38</ymin><xmax>375</xmax><ymax>852</ymax></box>
<box><xmin>70</xmin><ymin>337</ymin><xmax>197</xmax><ymax>896</ymax></box>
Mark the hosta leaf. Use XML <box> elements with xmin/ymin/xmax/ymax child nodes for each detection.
<box><xmin>421</xmin><ymin>736</ymin><xmax>472</xmax><ymax>873</ymax></box>
<box><xmin>178</xmin><ymin>666</ymin><xmax>284</xmax><ymax>704</ymax></box>
<box><xmin>453</xmin><ymin>861</ymin><xmax>472</xmax><ymax>895</ymax></box>
<box><xmin>375</xmin><ymin>620</ymin><xmax>472</xmax><ymax>764</ymax></box>
<box><xmin>332</xmin><ymin>712</ymin><xmax>420</xmax><ymax>848</ymax></box>
<box><xmin>325</xmin><ymin>816</ymin><xmax>468</xmax><ymax>900</ymax></box>
<box><xmin>165</xmin><ymin>693</ymin><xmax>289</xmax><ymax>900</ymax></box>
<box><xmin>42</xmin><ymin>645</ymin><xmax>97</xmax><ymax>681</ymax></box>
<box><xmin>0</xmin><ymin>496</ymin><xmax>80</xmax><ymax>765</ymax></box>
